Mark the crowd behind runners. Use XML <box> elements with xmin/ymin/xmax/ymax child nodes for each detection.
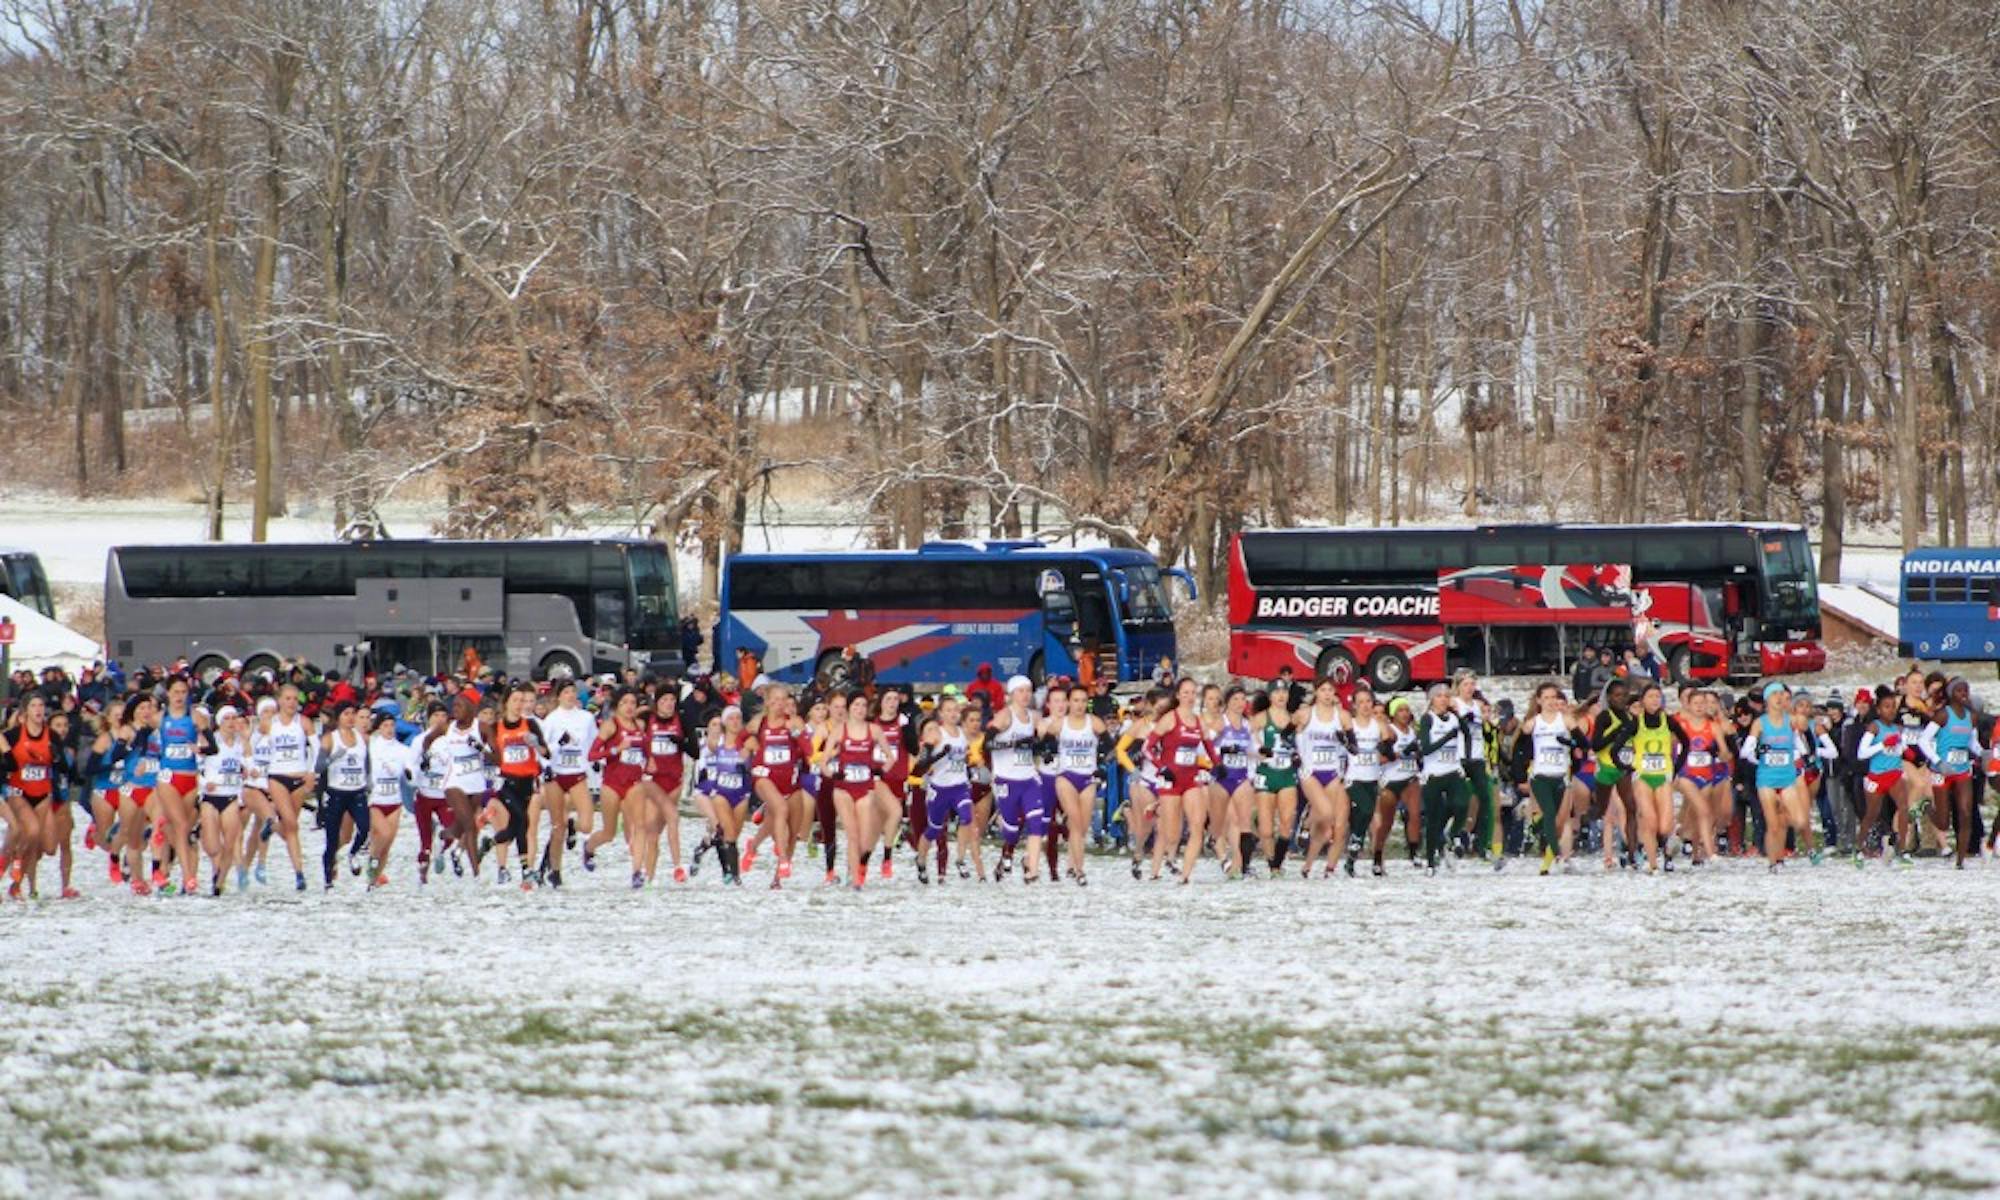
<box><xmin>0</xmin><ymin>653</ymin><xmax>1996</xmax><ymax>900</ymax></box>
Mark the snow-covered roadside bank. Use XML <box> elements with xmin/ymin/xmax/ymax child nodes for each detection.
<box><xmin>2</xmin><ymin>830</ymin><xmax>1999</xmax><ymax>1198</ymax></box>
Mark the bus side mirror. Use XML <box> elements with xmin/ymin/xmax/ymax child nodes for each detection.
<box><xmin>1166</xmin><ymin>567</ymin><xmax>1199</xmax><ymax>605</ymax></box>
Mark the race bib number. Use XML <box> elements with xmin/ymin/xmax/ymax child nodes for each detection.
<box><xmin>842</xmin><ymin>762</ymin><xmax>871</xmax><ymax>784</ymax></box>
<box><xmin>1349</xmin><ymin>751</ymin><xmax>1377</xmax><ymax>769</ymax></box>
<box><xmin>1760</xmin><ymin>749</ymin><xmax>1793</xmax><ymax>769</ymax></box>
<box><xmin>717</xmin><ymin>772</ymin><xmax>744</xmax><ymax>791</ymax></box>
<box><xmin>619</xmin><ymin>748</ymin><xmax>646</xmax><ymax>767</ymax></box>
<box><xmin>502</xmin><ymin>744</ymin><xmax>530</xmax><ymax>766</ymax></box>
<box><xmin>1270</xmin><ymin>747</ymin><xmax>1294</xmax><ymax>770</ymax></box>
<box><xmin>220</xmin><ymin>762</ymin><xmax>243</xmax><ymax>783</ymax></box>
<box><xmin>651</xmin><ymin>734</ymin><xmax>678</xmax><ymax>758</ymax></box>
<box><xmin>1222</xmin><ymin>752</ymin><xmax>1248</xmax><ymax>771</ymax></box>
<box><xmin>1686</xmin><ymin>751</ymin><xmax>1713</xmax><ymax>769</ymax></box>
<box><xmin>20</xmin><ymin>765</ymin><xmax>48</xmax><ymax>783</ymax></box>
<box><xmin>1535</xmin><ymin>747</ymin><xmax>1566</xmax><ymax>771</ymax></box>
<box><xmin>1641</xmin><ymin>753</ymin><xmax>1668</xmax><ymax>774</ymax></box>
<box><xmin>1010</xmin><ymin>746</ymin><xmax>1035</xmax><ymax>770</ymax></box>
<box><xmin>136</xmin><ymin>757</ymin><xmax>158</xmax><ymax>777</ymax></box>
<box><xmin>335</xmin><ymin>766</ymin><xmax>365</xmax><ymax>789</ymax></box>
<box><xmin>1174</xmin><ymin>746</ymin><xmax>1197</xmax><ymax>767</ymax></box>
<box><xmin>1063</xmin><ymin>751</ymin><xmax>1094</xmax><ymax>771</ymax></box>
<box><xmin>1945</xmin><ymin>748</ymin><xmax>1970</xmax><ymax>770</ymax></box>
<box><xmin>1311</xmin><ymin>747</ymin><xmax>1336</xmax><ymax>767</ymax></box>
<box><xmin>454</xmin><ymin>752</ymin><xmax>482</xmax><ymax>771</ymax></box>
<box><xmin>373</xmin><ymin>777</ymin><xmax>400</xmax><ymax>800</ymax></box>
<box><xmin>766</xmin><ymin>743</ymin><xmax>791</xmax><ymax>765</ymax></box>
<box><xmin>1435</xmin><ymin>744</ymin><xmax>1460</xmax><ymax>767</ymax></box>
<box><xmin>167</xmin><ymin>741</ymin><xmax>193</xmax><ymax>760</ymax></box>
<box><xmin>556</xmin><ymin>746</ymin><xmax>583</xmax><ymax>770</ymax></box>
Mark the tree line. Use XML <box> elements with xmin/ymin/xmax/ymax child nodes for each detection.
<box><xmin>1</xmin><ymin>0</ymin><xmax>1996</xmax><ymax>606</ymax></box>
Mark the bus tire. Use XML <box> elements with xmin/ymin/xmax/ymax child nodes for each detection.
<box><xmin>1028</xmin><ymin>653</ymin><xmax>1047</xmax><ymax>690</ymax></box>
<box><xmin>243</xmin><ymin>654</ymin><xmax>281</xmax><ymax>680</ymax></box>
<box><xmin>1666</xmin><ymin>646</ymin><xmax>1693</xmax><ymax>686</ymax></box>
<box><xmin>191</xmin><ymin>655</ymin><xmax>230</xmax><ymax>686</ymax></box>
<box><xmin>539</xmin><ymin>651</ymin><xmax>583</xmax><ymax>682</ymax></box>
<box><xmin>1365</xmin><ymin>648</ymin><xmax>1410</xmax><ymax>692</ymax></box>
<box><xmin>814</xmin><ymin>651</ymin><xmax>852</xmax><ymax>693</ymax></box>
<box><xmin>1313</xmin><ymin>645</ymin><xmax>1358</xmax><ymax>685</ymax></box>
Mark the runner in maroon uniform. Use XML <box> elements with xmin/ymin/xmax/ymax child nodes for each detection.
<box><xmin>1151</xmin><ymin>677</ymin><xmax>1217</xmax><ymax>884</ymax></box>
<box><xmin>741</xmin><ymin>687</ymin><xmax>807</xmax><ymax>886</ymax></box>
<box><xmin>813</xmin><ymin>695</ymin><xmax>849</xmax><ymax>884</ymax></box>
<box><xmin>869</xmin><ymin>690</ymin><xmax>912</xmax><ymax>880</ymax></box>
<box><xmin>590</xmin><ymin>689</ymin><xmax>651</xmax><ymax>886</ymax></box>
<box><xmin>820</xmin><ymin>691</ymin><xmax>893</xmax><ymax>889</ymax></box>
<box><xmin>642</xmin><ymin>692</ymin><xmax>687</xmax><ymax>885</ymax></box>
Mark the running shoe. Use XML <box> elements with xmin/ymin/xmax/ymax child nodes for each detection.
<box><xmin>84</xmin><ymin>825</ymin><xmax>97</xmax><ymax>851</ymax></box>
<box><xmin>673</xmin><ymin>866</ymin><xmax>688</xmax><ymax>884</ymax></box>
<box><xmin>916</xmin><ymin>859</ymin><xmax>930</xmax><ymax>885</ymax></box>
<box><xmin>236</xmin><ymin>866</ymin><xmax>249</xmax><ymax>892</ymax></box>
<box><xmin>546</xmin><ymin>869</ymin><xmax>563</xmax><ymax>889</ymax></box>
<box><xmin>1371</xmin><ymin>859</ymin><xmax>1385</xmax><ymax>878</ymax></box>
<box><xmin>739</xmin><ymin>847</ymin><xmax>757</xmax><ymax>875</ymax></box>
<box><xmin>131</xmin><ymin>877</ymin><xmax>151</xmax><ymax>896</ymax></box>
<box><xmin>1129</xmin><ymin>858</ymin><xmax>1141</xmax><ymax>880</ymax></box>
<box><xmin>693</xmin><ymin>833</ymin><xmax>712</xmax><ymax>875</ymax></box>
<box><xmin>497</xmin><ymin>867</ymin><xmax>512</xmax><ymax>885</ymax></box>
<box><xmin>880</xmin><ymin>854</ymin><xmax>893</xmax><ymax>880</ymax></box>
<box><xmin>631</xmin><ymin>870</ymin><xmax>645</xmax><ymax>890</ymax></box>
<box><xmin>60</xmin><ymin>886</ymin><xmax>80</xmax><ymax>900</ymax></box>
<box><xmin>151</xmin><ymin>865</ymin><xmax>166</xmax><ymax>889</ymax></box>
<box><xmin>776</xmin><ymin>860</ymin><xmax>791</xmax><ymax>881</ymax></box>
<box><xmin>294</xmin><ymin>871</ymin><xmax>307</xmax><ymax>892</ymax></box>
<box><xmin>1539</xmin><ymin>847</ymin><xmax>1554</xmax><ymax>876</ymax></box>
<box><xmin>5</xmin><ymin>881</ymin><xmax>18</xmax><ymax>901</ymax></box>
<box><xmin>211</xmin><ymin>873</ymin><xmax>223</xmax><ymax>897</ymax></box>
<box><xmin>109</xmin><ymin>860</ymin><xmax>124</xmax><ymax>885</ymax></box>
<box><xmin>823</xmin><ymin>870</ymin><xmax>838</xmax><ymax>886</ymax></box>
<box><xmin>1075</xmin><ymin>872</ymin><xmax>1087</xmax><ymax>887</ymax></box>
<box><xmin>371</xmin><ymin>873</ymin><xmax>389</xmax><ymax>890</ymax></box>
<box><xmin>449</xmin><ymin>848</ymin><xmax>464</xmax><ymax>877</ymax></box>
<box><xmin>582</xmin><ymin>848</ymin><xmax>596</xmax><ymax>873</ymax></box>
<box><xmin>851</xmin><ymin>864</ymin><xmax>866</xmax><ymax>890</ymax></box>
<box><xmin>254</xmin><ymin>864</ymin><xmax>268</xmax><ymax>885</ymax></box>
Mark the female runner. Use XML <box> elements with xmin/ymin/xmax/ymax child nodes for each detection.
<box><xmin>1590</xmin><ymin>681</ymin><xmax>1639</xmax><ymax>869</ymax></box>
<box><xmin>740</xmin><ymin>687</ymin><xmax>806</xmax><ymax>884</ymax></box>
<box><xmin>1628</xmin><ymin>684</ymin><xmax>1688</xmax><ymax>873</ymax></box>
<box><xmin>1207</xmin><ymin>687</ymin><xmax>1256</xmax><ymax>879</ymax></box>
<box><xmin>1452</xmin><ymin>671</ymin><xmax>1497</xmax><ymax>858</ymax></box>
<box><xmin>914</xmin><ymin>694</ymin><xmax>975</xmax><ymax>884</ymax></box>
<box><xmin>1151</xmin><ymin>677</ymin><xmax>1215</xmax><ymax>885</ymax></box>
<box><xmin>483</xmin><ymin>684</ymin><xmax>548</xmax><ymax>888</ymax></box>
<box><xmin>823</xmin><ymin>690</ymin><xmax>892</xmax><ymax>888</ymax></box>
<box><xmin>81</xmin><ymin>709</ymin><xmax>123</xmax><ymax>884</ymax></box>
<box><xmin>587</xmin><ymin>689</ymin><xmax>650</xmax><ymax>887</ymax></box>
<box><xmin>869</xmin><ymin>690</ymin><xmax>912</xmax><ymax>880</ymax></box>
<box><xmin>364</xmin><ymin>711</ymin><xmax>411</xmax><ymax>889</ymax></box>
<box><xmin>1</xmin><ymin>693</ymin><xmax>59</xmax><ymax>898</ymax></box>
<box><xmin>1295</xmin><ymin>678</ymin><xmax>1351</xmax><ymax>880</ymax></box>
<box><xmin>261</xmin><ymin>685</ymin><xmax>317</xmax><ymax>891</ymax></box>
<box><xmin>195</xmin><ymin>705</ymin><xmax>251</xmax><ymax>895</ymax></box>
<box><xmin>1051</xmin><ymin>684</ymin><xmax>1108</xmax><ymax>885</ymax></box>
<box><xmin>423</xmin><ymin>695</ymin><xmax>489</xmax><ymax>879</ymax></box>
<box><xmin>115</xmin><ymin>694</ymin><xmax>158</xmax><ymax>894</ymax></box>
<box><xmin>410</xmin><ymin>703</ymin><xmax>454</xmax><ymax>883</ymax></box>
<box><xmin>1672</xmin><ymin>690</ymin><xmax>1730</xmax><ymax>865</ymax></box>
<box><xmin>1522</xmin><ymin>683</ymin><xmax>1576</xmax><ymax>875</ymax></box>
<box><xmin>1370</xmin><ymin>697</ymin><xmax>1421</xmax><ymax>874</ymax></box>
<box><xmin>150</xmin><ymin>676</ymin><xmax>204</xmax><ymax>896</ymax></box>
<box><xmin>697</xmin><ymin>708</ymin><xmax>752</xmax><ymax>884</ymax></box>
<box><xmin>1339</xmin><ymin>688</ymin><xmax>1388</xmax><ymax>878</ymax></box>
<box><xmin>639</xmin><ymin>690</ymin><xmax>687</xmax><ymax>885</ymax></box>
<box><xmin>538</xmin><ymin>679</ymin><xmax>598</xmax><ymax>880</ymax></box>
<box><xmin>319</xmin><ymin>703</ymin><xmax>371</xmax><ymax>890</ymax></box>
<box><xmin>1414</xmin><ymin>684</ymin><xmax>1473</xmax><ymax>875</ymax></box>
<box><xmin>1251</xmin><ymin>686</ymin><xmax>1299</xmax><ymax>876</ymax></box>
<box><xmin>1114</xmin><ymin>690</ymin><xmax>1169</xmax><ymax>880</ymax></box>
<box><xmin>990</xmin><ymin>676</ymin><xmax>1049</xmax><ymax>883</ymax></box>
<box><xmin>1893</xmin><ymin>668</ymin><xmax>1933</xmax><ymax>853</ymax></box>
<box><xmin>234</xmin><ymin>697</ymin><xmax>276</xmax><ymax>888</ymax></box>
<box><xmin>1738</xmin><ymin>682</ymin><xmax>1811</xmax><ymax>870</ymax></box>
<box><xmin>811</xmin><ymin>694</ymin><xmax>847</xmax><ymax>884</ymax></box>
<box><xmin>1928</xmin><ymin>679</ymin><xmax>1984</xmax><ymax>868</ymax></box>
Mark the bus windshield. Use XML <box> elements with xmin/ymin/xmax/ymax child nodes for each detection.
<box><xmin>627</xmin><ymin>544</ymin><xmax>678</xmax><ymax>650</ymax></box>
<box><xmin>1759</xmin><ymin>531</ymin><xmax>1818</xmax><ymax>628</ymax></box>
<box><xmin>3</xmin><ymin>553</ymin><xmax>53</xmax><ymax>619</ymax></box>
<box><xmin>1117</xmin><ymin>564</ymin><xmax>1172</xmax><ymax>624</ymax></box>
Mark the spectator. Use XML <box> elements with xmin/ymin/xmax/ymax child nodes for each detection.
<box><xmin>965</xmin><ymin>663</ymin><xmax>1005</xmax><ymax>713</ymax></box>
<box><xmin>679</xmin><ymin>616</ymin><xmax>703</xmax><ymax>672</ymax></box>
<box><xmin>1571</xmin><ymin>647</ymin><xmax>1598</xmax><ymax>699</ymax></box>
<box><xmin>837</xmin><ymin>644</ymin><xmax>875</xmax><ymax>694</ymax></box>
<box><xmin>1274</xmin><ymin>664</ymin><xmax>1309</xmax><ymax>711</ymax></box>
<box><xmin>1151</xmin><ymin>655</ymin><xmax>1176</xmax><ymax>688</ymax></box>
<box><xmin>1089</xmin><ymin>676</ymin><xmax>1118</xmax><ymax>721</ymax></box>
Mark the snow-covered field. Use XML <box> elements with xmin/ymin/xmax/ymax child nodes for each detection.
<box><xmin>5</xmin><ymin>821</ymin><xmax>2000</xmax><ymax>1198</ymax></box>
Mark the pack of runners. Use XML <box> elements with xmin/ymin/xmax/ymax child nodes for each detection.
<box><xmin>1</xmin><ymin>658</ymin><xmax>1994</xmax><ymax>899</ymax></box>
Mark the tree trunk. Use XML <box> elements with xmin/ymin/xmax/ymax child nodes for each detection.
<box><xmin>1818</xmin><ymin>358</ymin><xmax>1845</xmax><ymax>582</ymax></box>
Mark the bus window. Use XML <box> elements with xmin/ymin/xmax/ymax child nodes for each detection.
<box><xmin>1932</xmin><ymin>577</ymin><xmax>1968</xmax><ymax>603</ymax></box>
<box><xmin>1076</xmin><ymin>585</ymin><xmax>1114</xmax><ymax>645</ymax></box>
<box><xmin>1902</xmin><ymin>576</ymin><xmax>1929</xmax><ymax>603</ymax></box>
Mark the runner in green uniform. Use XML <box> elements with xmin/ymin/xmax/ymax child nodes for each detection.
<box><xmin>1251</xmin><ymin>686</ymin><xmax>1299</xmax><ymax>875</ymax></box>
<box><xmin>1628</xmin><ymin>684</ymin><xmax>1688</xmax><ymax>872</ymax></box>
<box><xmin>1591</xmin><ymin>679</ymin><xmax>1639</xmax><ymax>869</ymax></box>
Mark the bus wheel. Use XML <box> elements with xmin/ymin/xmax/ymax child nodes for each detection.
<box><xmin>539</xmin><ymin>651</ymin><xmax>583</xmax><ymax>682</ymax></box>
<box><xmin>1028</xmin><ymin>653</ymin><xmax>1047</xmax><ymax>690</ymax></box>
<box><xmin>814</xmin><ymin>651</ymin><xmax>852</xmax><ymax>693</ymax></box>
<box><xmin>243</xmin><ymin>654</ymin><xmax>280</xmax><ymax>680</ymax></box>
<box><xmin>191</xmin><ymin>655</ymin><xmax>230</xmax><ymax>687</ymax></box>
<box><xmin>1313</xmin><ymin>646</ymin><xmax>1357</xmax><ymax>685</ymax></box>
<box><xmin>1666</xmin><ymin>647</ymin><xmax>1693</xmax><ymax>686</ymax></box>
<box><xmin>1365</xmin><ymin>648</ymin><xmax>1410</xmax><ymax>692</ymax></box>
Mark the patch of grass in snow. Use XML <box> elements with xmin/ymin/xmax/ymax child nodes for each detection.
<box><xmin>500</xmin><ymin>1010</ymin><xmax>577</xmax><ymax>1046</ymax></box>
